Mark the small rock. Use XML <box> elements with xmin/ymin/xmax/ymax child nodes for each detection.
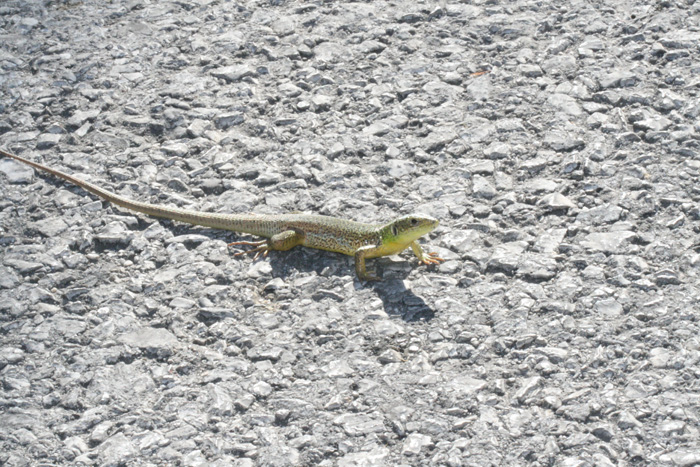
<box><xmin>67</xmin><ymin>109</ymin><xmax>100</xmax><ymax>127</ymax></box>
<box><xmin>541</xmin><ymin>54</ymin><xmax>577</xmax><ymax>75</ymax></box>
<box><xmin>472</xmin><ymin>174</ymin><xmax>497</xmax><ymax>199</ymax></box>
<box><xmin>118</xmin><ymin>327</ymin><xmax>179</xmax><ymax>358</ymax></box>
<box><xmin>483</xmin><ymin>142</ymin><xmax>511</xmax><ymax>159</ymax></box>
<box><xmin>519</xmin><ymin>64</ymin><xmax>543</xmax><ymax>77</ymax></box>
<box><xmin>386</xmin><ymin>159</ymin><xmax>416</xmax><ymax>178</ymax></box>
<box><xmin>161</xmin><ymin>142</ymin><xmax>189</xmax><ymax>157</ymax></box>
<box><xmin>591</xmin><ymin>426</ymin><xmax>614</xmax><ymax>442</ymax></box>
<box><xmin>363</xmin><ymin>121</ymin><xmax>390</xmax><ymax>136</ymax></box>
<box><xmin>251</xmin><ymin>381</ymin><xmax>273</xmax><ymax>398</ymax></box>
<box><xmin>325</xmin><ymin>360</ymin><xmax>354</xmax><ymax>378</ymax></box>
<box><xmin>90</xmin><ymin>421</ymin><xmax>114</xmax><ymax>445</ymax></box>
<box><xmin>514</xmin><ymin>376</ymin><xmax>542</xmax><ymax>404</ymax></box>
<box><xmin>659</xmin><ymin>420</ymin><xmax>685</xmax><ymax>435</ymax></box>
<box><xmin>378</xmin><ymin>349</ymin><xmax>403</xmax><ymax>364</ymax></box>
<box><xmin>655</xmin><ymin>269</ymin><xmax>681</xmax><ymax>285</ymax></box>
<box><xmin>599</xmin><ymin>70</ymin><xmax>638</xmax><ymax>89</ymax></box>
<box><xmin>539</xmin><ymin>193</ymin><xmax>576</xmax><ymax>210</ymax></box>
<box><xmin>234</xmin><ymin>393</ymin><xmax>255</xmax><ymax>411</ymax></box>
<box><xmin>30</xmin><ymin>218</ymin><xmax>69</xmax><ymax>237</ymax></box>
<box><xmin>401</xmin><ymin>433</ymin><xmax>434</xmax><ymax>456</ymax></box>
<box><xmin>334</xmin><ymin>413</ymin><xmax>385</xmax><ymax>437</ymax></box>
<box><xmin>36</xmin><ymin>133</ymin><xmax>61</xmax><ymax>149</ymax></box>
<box><xmin>337</xmin><ymin>447</ymin><xmax>390</xmax><ymax>466</ymax></box>
<box><xmin>98</xmin><ymin>433</ymin><xmax>136</xmax><ymax>465</ymax></box>
<box><xmin>0</xmin><ymin>158</ymin><xmax>34</xmax><ymax>183</ymax></box>
<box><xmin>214</xmin><ymin>113</ymin><xmax>244</xmax><ymax>129</ymax></box>
<box><xmin>633</xmin><ymin>114</ymin><xmax>672</xmax><ymax>132</ymax></box>
<box><xmin>648</xmin><ymin>348</ymin><xmax>672</xmax><ymax>368</ymax></box>
<box><xmin>4</xmin><ymin>259</ymin><xmax>44</xmax><ymax>275</ymax></box>
<box><xmin>580</xmin><ymin>231</ymin><xmax>636</xmax><ymax>254</ymax></box>
<box><xmin>544</xmin><ymin>131</ymin><xmax>585</xmax><ymax>152</ymax></box>
<box><xmin>617</xmin><ymin>411</ymin><xmax>642</xmax><ymax>429</ymax></box>
<box><xmin>211</xmin><ymin>64</ymin><xmax>255</xmax><ymax>82</ymax></box>
<box><xmin>547</xmin><ymin>93</ymin><xmax>582</xmax><ymax>116</ymax></box>
<box><xmin>487</xmin><ymin>242</ymin><xmax>527</xmax><ymax>274</ymax></box>
<box><xmin>658</xmin><ymin>449</ymin><xmax>700</xmax><ymax>466</ymax></box>
<box><xmin>18</xmin><ymin>17</ymin><xmax>40</xmax><ymax>31</ymax></box>
<box><xmin>595</xmin><ymin>298</ymin><xmax>623</xmax><ymax>318</ymax></box>
<box><xmin>576</xmin><ymin>204</ymin><xmax>623</xmax><ymax>225</ymax></box>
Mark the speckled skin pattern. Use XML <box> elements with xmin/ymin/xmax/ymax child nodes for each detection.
<box><xmin>0</xmin><ymin>151</ymin><xmax>439</xmax><ymax>262</ymax></box>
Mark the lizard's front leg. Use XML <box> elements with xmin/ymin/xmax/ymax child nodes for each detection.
<box><xmin>409</xmin><ymin>241</ymin><xmax>444</xmax><ymax>265</ymax></box>
<box><xmin>355</xmin><ymin>245</ymin><xmax>383</xmax><ymax>281</ymax></box>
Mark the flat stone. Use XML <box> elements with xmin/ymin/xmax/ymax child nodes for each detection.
<box><xmin>514</xmin><ymin>376</ymin><xmax>542</xmax><ymax>403</ymax></box>
<box><xmin>333</xmin><ymin>413</ymin><xmax>385</xmax><ymax>436</ymax></box>
<box><xmin>486</xmin><ymin>242</ymin><xmax>527</xmax><ymax>274</ymax></box>
<box><xmin>4</xmin><ymin>259</ymin><xmax>44</xmax><ymax>275</ymax></box>
<box><xmin>472</xmin><ymin>174</ymin><xmax>497</xmax><ymax>199</ymax></box>
<box><xmin>98</xmin><ymin>433</ymin><xmax>136</xmax><ymax>465</ymax></box>
<box><xmin>118</xmin><ymin>327</ymin><xmax>179</xmax><ymax>355</ymax></box>
<box><xmin>447</xmin><ymin>376</ymin><xmax>487</xmax><ymax>395</ymax></box>
<box><xmin>595</xmin><ymin>298</ymin><xmax>623</xmax><ymax>318</ymax></box>
<box><xmin>544</xmin><ymin>131</ymin><xmax>585</xmax><ymax>152</ymax></box>
<box><xmin>547</xmin><ymin>93</ymin><xmax>583</xmax><ymax>116</ymax></box>
<box><xmin>386</xmin><ymin>159</ymin><xmax>416</xmax><ymax>178</ymax></box>
<box><xmin>337</xmin><ymin>448</ymin><xmax>390</xmax><ymax>467</ymax></box>
<box><xmin>67</xmin><ymin>109</ymin><xmax>100</xmax><ymax>127</ymax></box>
<box><xmin>658</xmin><ymin>449</ymin><xmax>700</xmax><ymax>467</ymax></box>
<box><xmin>599</xmin><ymin>70</ymin><xmax>638</xmax><ymax>88</ymax></box>
<box><xmin>580</xmin><ymin>231</ymin><xmax>636</xmax><ymax>254</ymax></box>
<box><xmin>30</xmin><ymin>218</ymin><xmax>69</xmax><ymax>237</ymax></box>
<box><xmin>519</xmin><ymin>64</ymin><xmax>543</xmax><ymax>77</ymax></box>
<box><xmin>0</xmin><ymin>158</ymin><xmax>34</xmax><ymax>183</ymax></box>
<box><xmin>541</xmin><ymin>54</ymin><xmax>577</xmax><ymax>75</ymax></box>
<box><xmin>214</xmin><ymin>113</ymin><xmax>244</xmax><ymax>129</ymax></box>
<box><xmin>211</xmin><ymin>64</ymin><xmax>255</xmax><ymax>82</ymax></box>
<box><xmin>401</xmin><ymin>433</ymin><xmax>433</xmax><ymax>456</ymax></box>
<box><xmin>36</xmin><ymin>133</ymin><xmax>61</xmax><ymax>149</ymax></box>
<box><xmin>161</xmin><ymin>142</ymin><xmax>189</xmax><ymax>157</ymax></box>
<box><xmin>634</xmin><ymin>115</ymin><xmax>673</xmax><ymax>132</ymax></box>
<box><xmin>483</xmin><ymin>142</ymin><xmax>511</xmax><ymax>159</ymax></box>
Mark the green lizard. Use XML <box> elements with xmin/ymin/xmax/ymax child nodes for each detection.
<box><xmin>0</xmin><ymin>149</ymin><xmax>443</xmax><ymax>281</ymax></box>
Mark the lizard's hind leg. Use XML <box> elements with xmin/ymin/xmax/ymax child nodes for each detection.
<box><xmin>229</xmin><ymin>230</ymin><xmax>303</xmax><ymax>260</ymax></box>
<box><xmin>229</xmin><ymin>240</ymin><xmax>270</xmax><ymax>260</ymax></box>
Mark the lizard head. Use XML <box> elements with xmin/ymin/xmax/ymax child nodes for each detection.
<box><xmin>381</xmin><ymin>214</ymin><xmax>439</xmax><ymax>248</ymax></box>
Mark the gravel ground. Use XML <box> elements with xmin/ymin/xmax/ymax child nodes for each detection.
<box><xmin>1</xmin><ymin>0</ymin><xmax>700</xmax><ymax>466</ymax></box>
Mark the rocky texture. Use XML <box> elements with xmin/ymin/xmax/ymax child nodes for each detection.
<box><xmin>1</xmin><ymin>0</ymin><xmax>700</xmax><ymax>465</ymax></box>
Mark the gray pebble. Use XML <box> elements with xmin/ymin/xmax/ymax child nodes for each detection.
<box><xmin>472</xmin><ymin>175</ymin><xmax>497</xmax><ymax>199</ymax></box>
<box><xmin>334</xmin><ymin>414</ymin><xmax>385</xmax><ymax>437</ymax></box>
<box><xmin>402</xmin><ymin>433</ymin><xmax>434</xmax><ymax>456</ymax></box>
<box><xmin>0</xmin><ymin>158</ymin><xmax>35</xmax><ymax>183</ymax></box>
<box><xmin>35</xmin><ymin>133</ymin><xmax>61</xmax><ymax>149</ymax></box>
<box><xmin>211</xmin><ymin>64</ymin><xmax>255</xmax><ymax>82</ymax></box>
<box><xmin>580</xmin><ymin>231</ymin><xmax>636</xmax><ymax>254</ymax></box>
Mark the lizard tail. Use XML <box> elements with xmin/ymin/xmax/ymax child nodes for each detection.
<box><xmin>0</xmin><ymin>148</ymin><xmax>263</xmax><ymax>233</ymax></box>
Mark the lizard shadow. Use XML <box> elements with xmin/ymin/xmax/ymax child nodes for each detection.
<box><xmin>366</xmin><ymin>278</ymin><xmax>436</xmax><ymax>322</ymax></box>
<box><xmin>262</xmin><ymin>246</ymin><xmax>436</xmax><ymax>322</ymax></box>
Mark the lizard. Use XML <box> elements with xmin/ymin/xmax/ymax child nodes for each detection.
<box><xmin>0</xmin><ymin>148</ymin><xmax>444</xmax><ymax>281</ymax></box>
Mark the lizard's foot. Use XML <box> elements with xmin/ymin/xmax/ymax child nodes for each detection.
<box><xmin>229</xmin><ymin>240</ymin><xmax>270</xmax><ymax>260</ymax></box>
<box><xmin>420</xmin><ymin>252</ymin><xmax>444</xmax><ymax>265</ymax></box>
<box><xmin>359</xmin><ymin>272</ymin><xmax>382</xmax><ymax>282</ymax></box>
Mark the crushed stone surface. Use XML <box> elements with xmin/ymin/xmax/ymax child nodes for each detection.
<box><xmin>1</xmin><ymin>0</ymin><xmax>700</xmax><ymax>465</ymax></box>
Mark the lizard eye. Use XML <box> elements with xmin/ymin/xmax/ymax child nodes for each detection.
<box><xmin>410</xmin><ymin>218</ymin><xmax>418</xmax><ymax>226</ymax></box>
<box><xmin>391</xmin><ymin>225</ymin><xmax>398</xmax><ymax>236</ymax></box>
